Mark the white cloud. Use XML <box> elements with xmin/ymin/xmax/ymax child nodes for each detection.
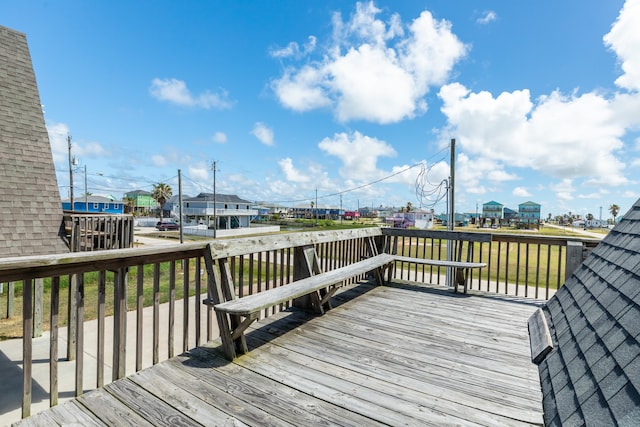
<box><xmin>318</xmin><ymin>131</ymin><xmax>396</xmax><ymax>180</ymax></box>
<box><xmin>513</xmin><ymin>187</ymin><xmax>532</xmax><ymax>197</ymax></box>
<box><xmin>46</xmin><ymin>121</ymin><xmax>107</xmax><ymax>164</ymax></box>
<box><xmin>269</xmin><ymin>36</ymin><xmax>317</xmax><ymax>59</ymax></box>
<box><xmin>149</xmin><ymin>78</ymin><xmax>233</xmax><ymax>109</ymax></box>
<box><xmin>212</xmin><ymin>132</ymin><xmax>227</xmax><ymax>143</ymax></box>
<box><xmin>603</xmin><ymin>0</ymin><xmax>640</xmax><ymax>91</ymax></box>
<box><xmin>252</xmin><ymin>122</ymin><xmax>274</xmax><ymax>146</ymax></box>
<box><xmin>151</xmin><ymin>154</ymin><xmax>167</xmax><ymax>167</ymax></box>
<box><xmin>47</xmin><ymin>121</ymin><xmax>70</xmax><ymax>164</ymax></box>
<box><xmin>476</xmin><ymin>11</ymin><xmax>497</xmax><ymax>25</ymax></box>
<box><xmin>439</xmin><ymin>83</ymin><xmax>628</xmax><ymax>185</ymax></box>
<box><xmin>550</xmin><ymin>179</ymin><xmax>575</xmax><ymax>201</ymax></box>
<box><xmin>188</xmin><ymin>163</ymin><xmax>210</xmax><ymax>182</ymax></box>
<box><xmin>278</xmin><ymin>158</ymin><xmax>310</xmax><ymax>183</ymax></box>
<box><xmin>271</xmin><ymin>1</ymin><xmax>467</xmax><ymax>123</ymax></box>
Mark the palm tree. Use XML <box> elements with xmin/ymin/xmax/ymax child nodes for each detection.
<box><xmin>122</xmin><ymin>196</ymin><xmax>136</xmax><ymax>214</ymax></box>
<box><xmin>152</xmin><ymin>183</ymin><xmax>173</xmax><ymax>218</ymax></box>
<box><xmin>609</xmin><ymin>204</ymin><xmax>620</xmax><ymax>223</ymax></box>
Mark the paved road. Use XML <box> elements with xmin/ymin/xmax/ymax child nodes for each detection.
<box><xmin>543</xmin><ymin>223</ymin><xmax>607</xmax><ymax>240</ymax></box>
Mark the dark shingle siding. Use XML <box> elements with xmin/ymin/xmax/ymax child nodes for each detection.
<box><xmin>0</xmin><ymin>25</ymin><xmax>68</xmax><ymax>257</ymax></box>
<box><xmin>538</xmin><ymin>199</ymin><xmax>640</xmax><ymax>425</ymax></box>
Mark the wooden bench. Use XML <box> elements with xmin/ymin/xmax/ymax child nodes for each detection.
<box><xmin>203</xmin><ymin>238</ymin><xmax>394</xmax><ymax>360</ymax></box>
<box><xmin>387</xmin><ymin>231</ymin><xmax>491</xmax><ymax>293</ymax></box>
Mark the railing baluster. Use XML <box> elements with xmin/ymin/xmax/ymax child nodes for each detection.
<box><xmin>97</xmin><ymin>271</ymin><xmax>106</xmax><ymax>386</ymax></box>
<box><xmin>524</xmin><ymin>243</ymin><xmax>530</xmax><ymax>298</ymax></box>
<box><xmin>169</xmin><ymin>261</ymin><xmax>176</xmax><ymax>358</ymax></box>
<box><xmin>135</xmin><ymin>265</ymin><xmax>143</xmax><ymax>372</ymax></box>
<box><xmin>22</xmin><ymin>278</ymin><xmax>33</xmax><ymax>419</ymax></box>
<box><xmin>153</xmin><ymin>263</ymin><xmax>160</xmax><ymax>365</ymax></box>
<box><xmin>113</xmin><ymin>268</ymin><xmax>127</xmax><ymax>380</ymax></box>
<box><xmin>535</xmin><ymin>245</ymin><xmax>541</xmax><ymax>299</ymax></box>
<box><xmin>515</xmin><ymin>243</ymin><xmax>521</xmax><ymax>296</ymax></box>
<box><xmin>183</xmin><ymin>257</ymin><xmax>190</xmax><ymax>353</ymax></box>
<box><xmin>50</xmin><ymin>276</ymin><xmax>60</xmax><ymax>407</ymax></box>
<box><xmin>545</xmin><ymin>244</ymin><xmax>552</xmax><ymax>300</ymax></box>
<box><xmin>195</xmin><ymin>257</ymin><xmax>202</xmax><ymax>347</ymax></box>
<box><xmin>505</xmin><ymin>242</ymin><xmax>510</xmax><ymax>294</ymax></box>
<box><xmin>75</xmin><ymin>273</ymin><xmax>84</xmax><ymax>397</ymax></box>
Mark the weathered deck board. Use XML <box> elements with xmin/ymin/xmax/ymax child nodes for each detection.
<box><xmin>14</xmin><ymin>281</ymin><xmax>545</xmax><ymax>427</ymax></box>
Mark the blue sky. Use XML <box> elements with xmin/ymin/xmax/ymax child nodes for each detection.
<box><xmin>2</xmin><ymin>0</ymin><xmax>639</xmax><ymax>219</ymax></box>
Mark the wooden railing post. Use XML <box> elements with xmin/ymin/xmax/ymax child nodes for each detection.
<box><xmin>112</xmin><ymin>268</ymin><xmax>127</xmax><ymax>380</ymax></box>
<box><xmin>7</xmin><ymin>282</ymin><xmax>15</xmax><ymax>318</ymax></box>
<box><xmin>67</xmin><ymin>274</ymin><xmax>77</xmax><ymax>360</ymax></box>
<box><xmin>33</xmin><ymin>278</ymin><xmax>43</xmax><ymax>338</ymax></box>
<box><xmin>22</xmin><ymin>278</ymin><xmax>33</xmax><ymax>419</ymax></box>
<box><xmin>565</xmin><ymin>241</ymin><xmax>584</xmax><ymax>282</ymax></box>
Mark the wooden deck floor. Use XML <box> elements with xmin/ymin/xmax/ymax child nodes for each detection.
<box><xmin>15</xmin><ymin>281</ymin><xmax>545</xmax><ymax>426</ymax></box>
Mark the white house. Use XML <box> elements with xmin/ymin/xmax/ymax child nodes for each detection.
<box><xmin>385</xmin><ymin>210</ymin><xmax>434</xmax><ymax>229</ymax></box>
<box><xmin>181</xmin><ymin>193</ymin><xmax>257</xmax><ymax>230</ymax></box>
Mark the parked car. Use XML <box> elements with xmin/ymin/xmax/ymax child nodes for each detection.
<box><xmin>156</xmin><ymin>221</ymin><xmax>180</xmax><ymax>231</ymax></box>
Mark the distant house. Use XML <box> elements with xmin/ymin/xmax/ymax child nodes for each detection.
<box><xmin>503</xmin><ymin>207</ymin><xmax>518</xmax><ymax>221</ymax></box>
<box><xmin>482</xmin><ymin>201</ymin><xmax>504</xmax><ymax>220</ymax></box>
<box><xmin>343</xmin><ymin>211</ymin><xmax>361</xmax><ymax>220</ymax></box>
<box><xmin>290</xmin><ymin>204</ymin><xmax>342</xmax><ymax>220</ymax></box>
<box><xmin>437</xmin><ymin>213</ymin><xmax>469</xmax><ymax>227</ymax></box>
<box><xmin>386</xmin><ymin>210</ymin><xmax>434</xmax><ymax>229</ymax></box>
<box><xmin>62</xmin><ymin>195</ymin><xmax>124</xmax><ymax>214</ymax></box>
<box><xmin>183</xmin><ymin>193</ymin><xmax>257</xmax><ymax>229</ymax></box>
<box><xmin>518</xmin><ymin>201</ymin><xmax>541</xmax><ymax>224</ymax></box>
<box><xmin>124</xmin><ymin>190</ymin><xmax>157</xmax><ymax>214</ymax></box>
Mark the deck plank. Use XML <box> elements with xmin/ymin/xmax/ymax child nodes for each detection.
<box><xmin>76</xmin><ymin>389</ymin><xmax>154</xmax><ymax>427</ymax></box>
<box><xmin>14</xmin><ymin>281</ymin><xmax>545</xmax><ymax>427</ymax></box>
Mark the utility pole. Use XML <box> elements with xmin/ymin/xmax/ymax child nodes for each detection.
<box><xmin>340</xmin><ymin>194</ymin><xmax>343</xmax><ymax>224</ymax></box>
<box><xmin>449</xmin><ymin>138</ymin><xmax>455</xmax><ymax>231</ymax></box>
<box><xmin>67</xmin><ymin>135</ymin><xmax>74</xmax><ymax>211</ymax></box>
<box><xmin>446</xmin><ymin>138</ymin><xmax>456</xmax><ymax>289</ymax></box>
<box><xmin>315</xmin><ymin>189</ymin><xmax>318</xmax><ymax>226</ymax></box>
<box><xmin>212</xmin><ymin>161</ymin><xmax>217</xmax><ymax>238</ymax></box>
<box><xmin>84</xmin><ymin>164</ymin><xmax>88</xmax><ymax>212</ymax></box>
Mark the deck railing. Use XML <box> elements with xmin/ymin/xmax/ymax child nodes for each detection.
<box><xmin>382</xmin><ymin>228</ymin><xmax>599</xmax><ymax>299</ymax></box>
<box><xmin>64</xmin><ymin>213</ymin><xmax>134</xmax><ymax>252</ymax></box>
<box><xmin>0</xmin><ymin>227</ymin><xmax>601</xmax><ymax>419</ymax></box>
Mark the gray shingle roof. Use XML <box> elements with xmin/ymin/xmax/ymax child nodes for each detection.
<box><xmin>537</xmin><ymin>198</ymin><xmax>640</xmax><ymax>425</ymax></box>
<box><xmin>186</xmin><ymin>193</ymin><xmax>252</xmax><ymax>204</ymax></box>
<box><xmin>0</xmin><ymin>25</ymin><xmax>69</xmax><ymax>257</ymax></box>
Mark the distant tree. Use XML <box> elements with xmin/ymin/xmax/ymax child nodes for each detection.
<box><xmin>406</xmin><ymin>201</ymin><xmax>413</xmax><ymax>212</ymax></box>
<box><xmin>609</xmin><ymin>204</ymin><xmax>620</xmax><ymax>223</ymax></box>
<box><xmin>152</xmin><ymin>183</ymin><xmax>173</xmax><ymax>218</ymax></box>
<box><xmin>586</xmin><ymin>213</ymin><xmax>594</xmax><ymax>221</ymax></box>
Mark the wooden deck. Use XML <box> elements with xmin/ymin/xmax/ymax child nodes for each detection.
<box><xmin>14</xmin><ymin>281</ymin><xmax>545</xmax><ymax>426</ymax></box>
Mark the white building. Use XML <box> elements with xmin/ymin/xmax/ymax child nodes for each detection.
<box><xmin>180</xmin><ymin>193</ymin><xmax>257</xmax><ymax>230</ymax></box>
<box><xmin>385</xmin><ymin>210</ymin><xmax>434</xmax><ymax>229</ymax></box>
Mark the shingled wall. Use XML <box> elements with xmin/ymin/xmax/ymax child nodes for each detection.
<box><xmin>0</xmin><ymin>26</ymin><xmax>68</xmax><ymax>256</ymax></box>
<box><xmin>537</xmin><ymin>198</ymin><xmax>640</xmax><ymax>425</ymax></box>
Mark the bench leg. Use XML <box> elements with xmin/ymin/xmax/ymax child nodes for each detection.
<box><xmin>230</xmin><ymin>314</ymin><xmax>249</xmax><ymax>355</ymax></box>
<box><xmin>216</xmin><ymin>311</ymin><xmax>236</xmax><ymax>361</ymax></box>
<box><xmin>454</xmin><ymin>268</ymin><xmax>468</xmax><ymax>294</ymax></box>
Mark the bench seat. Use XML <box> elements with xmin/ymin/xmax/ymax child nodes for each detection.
<box><xmin>214</xmin><ymin>253</ymin><xmax>395</xmax><ymax>316</ymax></box>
